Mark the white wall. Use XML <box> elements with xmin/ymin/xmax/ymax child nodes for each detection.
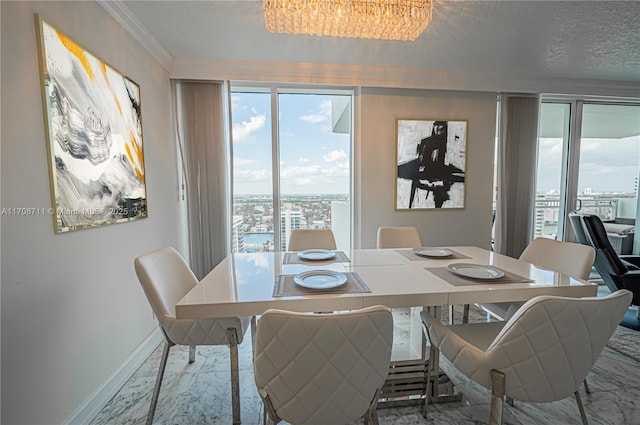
<box><xmin>0</xmin><ymin>3</ymin><xmax>506</xmax><ymax>424</ymax></box>
<box><xmin>1</xmin><ymin>2</ymin><xmax>181</xmax><ymax>424</ymax></box>
<box><xmin>358</xmin><ymin>88</ymin><xmax>497</xmax><ymax>249</ymax></box>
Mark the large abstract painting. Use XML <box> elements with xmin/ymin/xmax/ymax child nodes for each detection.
<box><xmin>396</xmin><ymin>119</ymin><xmax>467</xmax><ymax>210</ymax></box>
<box><xmin>36</xmin><ymin>16</ymin><xmax>147</xmax><ymax>233</ymax></box>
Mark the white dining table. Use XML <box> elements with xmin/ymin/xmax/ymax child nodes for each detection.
<box><xmin>176</xmin><ymin>246</ymin><xmax>598</xmax><ymax>320</ymax></box>
<box><xmin>176</xmin><ymin>245</ymin><xmax>598</xmax><ymax>407</ymax></box>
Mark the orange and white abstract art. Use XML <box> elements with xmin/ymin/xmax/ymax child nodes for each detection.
<box><xmin>36</xmin><ymin>15</ymin><xmax>147</xmax><ymax>232</ymax></box>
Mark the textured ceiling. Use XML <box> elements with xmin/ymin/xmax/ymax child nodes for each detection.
<box><xmin>121</xmin><ymin>0</ymin><xmax>640</xmax><ymax>89</ymax></box>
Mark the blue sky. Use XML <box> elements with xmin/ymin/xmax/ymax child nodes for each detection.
<box><xmin>536</xmin><ymin>135</ymin><xmax>639</xmax><ymax>194</ymax></box>
<box><xmin>231</xmin><ymin>92</ymin><xmax>351</xmax><ymax>195</ymax></box>
<box><xmin>231</xmin><ymin>92</ymin><xmax>638</xmax><ymax>197</ymax></box>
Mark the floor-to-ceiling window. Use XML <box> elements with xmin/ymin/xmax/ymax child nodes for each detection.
<box><xmin>535</xmin><ymin>100</ymin><xmax>640</xmax><ymax>241</ymax></box>
<box><xmin>230</xmin><ymin>85</ymin><xmax>353</xmax><ymax>253</ymax></box>
<box><xmin>534</xmin><ymin>102</ymin><xmax>571</xmax><ymax>239</ymax></box>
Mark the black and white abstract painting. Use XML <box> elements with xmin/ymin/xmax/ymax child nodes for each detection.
<box><xmin>36</xmin><ymin>16</ymin><xmax>147</xmax><ymax>232</ymax></box>
<box><xmin>396</xmin><ymin>119</ymin><xmax>467</xmax><ymax>210</ymax></box>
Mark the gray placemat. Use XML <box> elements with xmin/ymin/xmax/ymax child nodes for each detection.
<box><xmin>283</xmin><ymin>250</ymin><xmax>351</xmax><ymax>265</ymax></box>
<box><xmin>273</xmin><ymin>272</ymin><xmax>370</xmax><ymax>297</ymax></box>
<box><xmin>426</xmin><ymin>266</ymin><xmax>534</xmax><ymax>286</ymax></box>
<box><xmin>395</xmin><ymin>249</ymin><xmax>471</xmax><ymax>261</ymax></box>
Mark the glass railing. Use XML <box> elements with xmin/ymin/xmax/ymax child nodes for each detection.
<box><xmin>534</xmin><ymin>196</ymin><xmax>635</xmax><ymax>239</ymax></box>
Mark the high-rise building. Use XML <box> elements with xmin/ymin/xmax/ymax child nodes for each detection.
<box><xmin>280</xmin><ymin>206</ymin><xmax>302</xmax><ymax>251</ymax></box>
<box><xmin>331</xmin><ymin>200</ymin><xmax>350</xmax><ymax>251</ymax></box>
<box><xmin>231</xmin><ymin>215</ymin><xmax>244</xmax><ymax>253</ymax></box>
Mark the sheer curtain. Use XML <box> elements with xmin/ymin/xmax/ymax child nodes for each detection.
<box><xmin>173</xmin><ymin>80</ymin><xmax>230</xmax><ymax>279</ymax></box>
<box><xmin>495</xmin><ymin>93</ymin><xmax>541</xmax><ymax>258</ymax></box>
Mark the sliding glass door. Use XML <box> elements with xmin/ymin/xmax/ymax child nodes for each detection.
<box><xmin>535</xmin><ymin>101</ymin><xmax>640</xmax><ymax>242</ymax></box>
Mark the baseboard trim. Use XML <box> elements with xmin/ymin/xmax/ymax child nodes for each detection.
<box><xmin>63</xmin><ymin>328</ymin><xmax>164</xmax><ymax>425</ymax></box>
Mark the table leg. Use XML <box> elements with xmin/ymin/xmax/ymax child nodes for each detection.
<box><xmin>379</xmin><ymin>306</ymin><xmax>461</xmax><ymax>409</ymax></box>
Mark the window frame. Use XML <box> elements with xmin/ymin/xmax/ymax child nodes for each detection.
<box><xmin>229</xmin><ymin>82</ymin><xmax>356</xmax><ymax>252</ymax></box>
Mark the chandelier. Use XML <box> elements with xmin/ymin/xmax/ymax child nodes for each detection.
<box><xmin>263</xmin><ymin>0</ymin><xmax>433</xmax><ymax>41</ymax></box>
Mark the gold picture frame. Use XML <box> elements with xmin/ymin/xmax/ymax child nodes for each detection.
<box><xmin>35</xmin><ymin>15</ymin><xmax>147</xmax><ymax>233</ymax></box>
<box><xmin>396</xmin><ymin>119</ymin><xmax>467</xmax><ymax>210</ymax></box>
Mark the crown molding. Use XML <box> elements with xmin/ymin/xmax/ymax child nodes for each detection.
<box><xmin>97</xmin><ymin>0</ymin><xmax>173</xmax><ymax>71</ymax></box>
<box><xmin>170</xmin><ymin>58</ymin><xmax>640</xmax><ymax>99</ymax></box>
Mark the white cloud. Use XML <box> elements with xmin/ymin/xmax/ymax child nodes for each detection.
<box><xmin>323</xmin><ymin>149</ymin><xmax>348</xmax><ymax>163</ymax></box>
<box><xmin>280</xmin><ymin>164</ymin><xmax>323</xmax><ymax>180</ymax></box>
<box><xmin>230</xmin><ymin>95</ymin><xmax>244</xmax><ymax>111</ymax></box>
<box><xmin>280</xmin><ymin>162</ymin><xmax>349</xmax><ymax>182</ymax></box>
<box><xmin>233</xmin><ymin>157</ymin><xmax>258</xmax><ymax>167</ymax></box>
<box><xmin>536</xmin><ymin>136</ymin><xmax>639</xmax><ymax>193</ymax></box>
<box><xmin>300</xmin><ymin>114</ymin><xmax>325</xmax><ymax>124</ymax></box>
<box><xmin>298</xmin><ymin>157</ymin><xmax>309</xmax><ymax>163</ymax></box>
<box><xmin>233</xmin><ymin>168</ymin><xmax>271</xmax><ymax>182</ymax></box>
<box><xmin>300</xmin><ymin>99</ymin><xmax>331</xmax><ymax>124</ymax></box>
<box><xmin>232</xmin><ymin>114</ymin><xmax>266</xmax><ymax>143</ymax></box>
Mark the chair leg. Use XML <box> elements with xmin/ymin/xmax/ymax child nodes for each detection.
<box><xmin>575</xmin><ymin>391</ymin><xmax>589</xmax><ymax>425</ymax></box>
<box><xmin>583</xmin><ymin>378</ymin><xmax>591</xmax><ymax>394</ymax></box>
<box><xmin>420</xmin><ymin>356</ymin><xmax>430</xmax><ymax>418</ymax></box>
<box><xmin>251</xmin><ymin>315</ymin><xmax>257</xmax><ymax>362</ymax></box>
<box><xmin>188</xmin><ymin>346</ymin><xmax>196</xmax><ymax>364</ymax></box>
<box><xmin>422</xmin><ymin>343</ymin><xmax>439</xmax><ymax>418</ymax></box>
<box><xmin>146</xmin><ymin>340</ymin><xmax>172</xmax><ymax>425</ymax></box>
<box><xmin>363</xmin><ymin>388</ymin><xmax>382</xmax><ymax>425</ymax></box>
<box><xmin>259</xmin><ymin>389</ymin><xmax>281</xmax><ymax>425</ymax></box>
<box><xmin>421</xmin><ymin>306</ymin><xmax>441</xmax><ymax>419</ymax></box>
<box><xmin>489</xmin><ymin>369</ymin><xmax>506</xmax><ymax>425</ymax></box>
<box><xmin>226</xmin><ymin>328</ymin><xmax>241</xmax><ymax>425</ymax></box>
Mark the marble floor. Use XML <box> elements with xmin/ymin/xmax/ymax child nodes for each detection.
<box><xmin>91</xmin><ymin>304</ymin><xmax>640</xmax><ymax>425</ymax></box>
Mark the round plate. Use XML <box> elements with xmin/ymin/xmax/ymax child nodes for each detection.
<box><xmin>447</xmin><ymin>263</ymin><xmax>505</xmax><ymax>280</ymax></box>
<box><xmin>297</xmin><ymin>249</ymin><xmax>336</xmax><ymax>261</ymax></box>
<box><xmin>412</xmin><ymin>247</ymin><xmax>453</xmax><ymax>258</ymax></box>
<box><xmin>293</xmin><ymin>270</ymin><xmax>348</xmax><ymax>290</ymax></box>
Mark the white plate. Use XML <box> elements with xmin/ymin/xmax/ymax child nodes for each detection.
<box><xmin>412</xmin><ymin>247</ymin><xmax>452</xmax><ymax>258</ymax></box>
<box><xmin>447</xmin><ymin>263</ymin><xmax>505</xmax><ymax>280</ymax></box>
<box><xmin>294</xmin><ymin>270</ymin><xmax>348</xmax><ymax>290</ymax></box>
<box><xmin>297</xmin><ymin>249</ymin><xmax>336</xmax><ymax>261</ymax></box>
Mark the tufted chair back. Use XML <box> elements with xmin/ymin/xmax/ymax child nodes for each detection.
<box><xmin>288</xmin><ymin>229</ymin><xmax>337</xmax><ymax>251</ymax></box>
<box><xmin>254</xmin><ymin>306</ymin><xmax>393</xmax><ymax>425</ymax></box>
<box><xmin>425</xmin><ymin>290</ymin><xmax>632</xmax><ymax>403</ymax></box>
<box><xmin>376</xmin><ymin>226</ymin><xmax>423</xmax><ymax>248</ymax></box>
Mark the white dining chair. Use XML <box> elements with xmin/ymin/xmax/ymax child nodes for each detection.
<box><xmin>134</xmin><ymin>246</ymin><xmax>254</xmax><ymax>425</ymax></box>
<box><xmin>480</xmin><ymin>238</ymin><xmax>596</xmax><ymax>321</ymax></box>
<box><xmin>479</xmin><ymin>238</ymin><xmax>597</xmax><ymax>395</ymax></box>
<box><xmin>253</xmin><ymin>306</ymin><xmax>394</xmax><ymax>425</ymax></box>
<box><xmin>422</xmin><ymin>290</ymin><xmax>632</xmax><ymax>425</ymax></box>
<box><xmin>288</xmin><ymin>228</ymin><xmax>337</xmax><ymax>251</ymax></box>
<box><xmin>376</xmin><ymin>226</ymin><xmax>423</xmax><ymax>249</ymax></box>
